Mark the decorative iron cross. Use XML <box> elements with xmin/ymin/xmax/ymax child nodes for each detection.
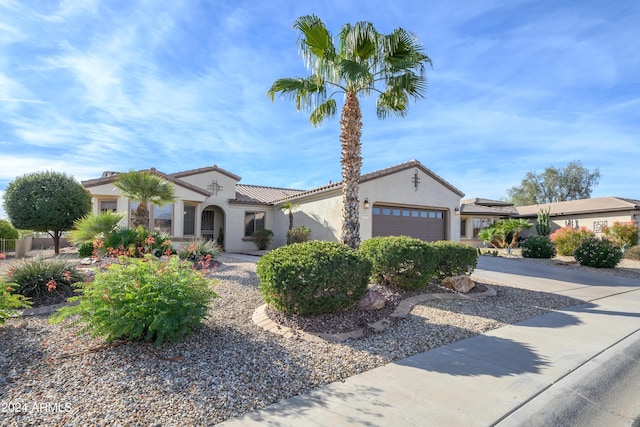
<box><xmin>207</xmin><ymin>180</ymin><xmax>223</xmax><ymax>196</ymax></box>
<box><xmin>412</xmin><ymin>172</ymin><xmax>420</xmax><ymax>190</ymax></box>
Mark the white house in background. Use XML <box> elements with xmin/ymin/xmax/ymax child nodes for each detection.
<box><xmin>459</xmin><ymin>196</ymin><xmax>640</xmax><ymax>247</ymax></box>
<box><xmin>81</xmin><ymin>160</ymin><xmax>465</xmax><ymax>252</ymax></box>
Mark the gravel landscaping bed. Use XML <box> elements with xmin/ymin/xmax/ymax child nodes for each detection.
<box><xmin>0</xmin><ymin>252</ymin><xmax>638</xmax><ymax>426</ymax></box>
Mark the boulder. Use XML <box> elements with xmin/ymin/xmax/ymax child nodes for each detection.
<box><xmin>442</xmin><ymin>275</ymin><xmax>476</xmax><ymax>293</ymax></box>
<box><xmin>358</xmin><ymin>289</ymin><xmax>385</xmax><ymax>311</ymax></box>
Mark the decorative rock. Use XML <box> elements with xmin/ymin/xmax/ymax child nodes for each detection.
<box><xmin>442</xmin><ymin>275</ymin><xmax>476</xmax><ymax>293</ymax></box>
<box><xmin>358</xmin><ymin>289</ymin><xmax>385</xmax><ymax>310</ymax></box>
<box><xmin>80</xmin><ymin>257</ymin><xmax>93</xmax><ymax>265</ymax></box>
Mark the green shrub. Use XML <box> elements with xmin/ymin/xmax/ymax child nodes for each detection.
<box><xmin>256</xmin><ymin>241</ymin><xmax>370</xmax><ymax>315</ymax></box>
<box><xmin>521</xmin><ymin>236</ymin><xmax>556</xmax><ymax>259</ymax></box>
<box><xmin>70</xmin><ymin>211</ymin><xmax>125</xmax><ymax>244</ymax></box>
<box><xmin>253</xmin><ymin>229</ymin><xmax>274</xmax><ymax>250</ymax></box>
<box><xmin>287</xmin><ymin>226</ymin><xmax>311</xmax><ymax>244</ymax></box>
<box><xmin>50</xmin><ymin>256</ymin><xmax>218</xmax><ymax>344</ymax></box>
<box><xmin>429</xmin><ymin>241</ymin><xmax>477</xmax><ymax>278</ymax></box>
<box><xmin>0</xmin><ymin>220</ymin><xmax>19</xmax><ymax>240</ymax></box>
<box><xmin>5</xmin><ymin>258</ymin><xmax>84</xmax><ymax>304</ymax></box>
<box><xmin>359</xmin><ymin>236</ymin><xmax>439</xmax><ymax>290</ymax></box>
<box><xmin>574</xmin><ymin>237</ymin><xmax>623</xmax><ymax>268</ymax></box>
<box><xmin>78</xmin><ymin>242</ymin><xmax>95</xmax><ymax>258</ymax></box>
<box><xmin>101</xmin><ymin>226</ymin><xmax>173</xmax><ymax>258</ymax></box>
<box><xmin>624</xmin><ymin>245</ymin><xmax>640</xmax><ymax>261</ymax></box>
<box><xmin>602</xmin><ymin>222</ymin><xmax>639</xmax><ymax>248</ymax></box>
<box><xmin>0</xmin><ymin>287</ymin><xmax>31</xmax><ymax>324</ymax></box>
<box><xmin>550</xmin><ymin>226</ymin><xmax>595</xmax><ymax>256</ymax></box>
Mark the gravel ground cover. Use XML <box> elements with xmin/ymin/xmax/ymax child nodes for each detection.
<box><xmin>0</xmin><ymin>251</ymin><xmax>638</xmax><ymax>426</ymax></box>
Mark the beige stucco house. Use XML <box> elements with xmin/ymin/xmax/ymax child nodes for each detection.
<box><xmin>460</xmin><ymin>196</ymin><xmax>640</xmax><ymax>247</ymax></box>
<box><xmin>82</xmin><ymin>160</ymin><xmax>465</xmax><ymax>252</ymax></box>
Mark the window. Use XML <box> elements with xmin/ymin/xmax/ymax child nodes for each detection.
<box><xmin>472</xmin><ymin>218</ymin><xmax>489</xmax><ymax>237</ymax></box>
<box><xmin>460</xmin><ymin>219</ymin><xmax>467</xmax><ymax>238</ymax></box>
<box><xmin>593</xmin><ymin>220</ymin><xmax>608</xmax><ymax>233</ymax></box>
<box><xmin>154</xmin><ymin>204</ymin><xmax>173</xmax><ymax>234</ymax></box>
<box><xmin>372</xmin><ymin>207</ymin><xmax>381</xmax><ymax>215</ymax></box>
<box><xmin>100</xmin><ymin>200</ymin><xmax>117</xmax><ymax>213</ymax></box>
<box><xmin>183</xmin><ymin>205</ymin><xmax>196</xmax><ymax>236</ymax></box>
<box><xmin>245</xmin><ymin>212</ymin><xmax>265</xmax><ymax>237</ymax></box>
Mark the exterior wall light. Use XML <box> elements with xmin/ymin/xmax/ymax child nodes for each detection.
<box><xmin>454</xmin><ymin>207</ymin><xmax>460</xmax><ymax>215</ymax></box>
<box><xmin>363</xmin><ymin>198</ymin><xmax>370</xmax><ymax>209</ymax></box>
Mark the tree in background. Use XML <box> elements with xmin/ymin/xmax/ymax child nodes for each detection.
<box><xmin>114</xmin><ymin>170</ymin><xmax>175</xmax><ymax>229</ymax></box>
<box><xmin>280</xmin><ymin>199</ymin><xmax>299</xmax><ymax>231</ymax></box>
<box><xmin>0</xmin><ymin>219</ymin><xmax>19</xmax><ymax>240</ymax></box>
<box><xmin>507</xmin><ymin>161</ymin><xmax>600</xmax><ymax>206</ymax></box>
<box><xmin>3</xmin><ymin>171</ymin><xmax>91</xmax><ymax>254</ymax></box>
<box><xmin>268</xmin><ymin>15</ymin><xmax>431</xmax><ymax>249</ymax></box>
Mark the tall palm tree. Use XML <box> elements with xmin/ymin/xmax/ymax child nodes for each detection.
<box><xmin>114</xmin><ymin>170</ymin><xmax>175</xmax><ymax>229</ymax></box>
<box><xmin>268</xmin><ymin>15</ymin><xmax>431</xmax><ymax>249</ymax></box>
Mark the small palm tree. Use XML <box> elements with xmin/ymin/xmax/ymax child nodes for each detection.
<box><xmin>268</xmin><ymin>15</ymin><xmax>431</xmax><ymax>249</ymax></box>
<box><xmin>114</xmin><ymin>171</ymin><xmax>175</xmax><ymax>229</ymax></box>
<box><xmin>280</xmin><ymin>199</ymin><xmax>299</xmax><ymax>231</ymax></box>
<box><xmin>70</xmin><ymin>211</ymin><xmax>125</xmax><ymax>244</ymax></box>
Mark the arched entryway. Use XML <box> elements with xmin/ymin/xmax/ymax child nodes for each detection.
<box><xmin>201</xmin><ymin>205</ymin><xmax>225</xmax><ymax>248</ymax></box>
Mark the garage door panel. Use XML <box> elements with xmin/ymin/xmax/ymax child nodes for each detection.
<box><xmin>372</xmin><ymin>205</ymin><xmax>445</xmax><ymax>242</ymax></box>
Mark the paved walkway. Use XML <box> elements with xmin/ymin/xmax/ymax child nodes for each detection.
<box><xmin>218</xmin><ymin>256</ymin><xmax>640</xmax><ymax>426</ymax></box>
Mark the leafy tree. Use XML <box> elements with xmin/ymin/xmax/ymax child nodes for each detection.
<box><xmin>268</xmin><ymin>15</ymin><xmax>431</xmax><ymax>248</ymax></box>
<box><xmin>3</xmin><ymin>171</ymin><xmax>91</xmax><ymax>254</ymax></box>
<box><xmin>507</xmin><ymin>161</ymin><xmax>600</xmax><ymax>206</ymax></box>
<box><xmin>477</xmin><ymin>218</ymin><xmax>532</xmax><ymax>248</ymax></box>
<box><xmin>280</xmin><ymin>199</ymin><xmax>299</xmax><ymax>231</ymax></box>
<box><xmin>113</xmin><ymin>170</ymin><xmax>175</xmax><ymax>229</ymax></box>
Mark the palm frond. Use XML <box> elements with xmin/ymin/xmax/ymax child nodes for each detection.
<box><xmin>294</xmin><ymin>15</ymin><xmax>336</xmax><ymax>66</ymax></box>
<box><xmin>114</xmin><ymin>171</ymin><xmax>175</xmax><ymax>206</ymax></box>
<box><xmin>309</xmin><ymin>99</ymin><xmax>337</xmax><ymax>126</ymax></box>
<box><xmin>376</xmin><ymin>90</ymin><xmax>408</xmax><ymax>119</ymax></box>
<box><xmin>267</xmin><ymin>77</ymin><xmax>327</xmax><ymax>111</ymax></box>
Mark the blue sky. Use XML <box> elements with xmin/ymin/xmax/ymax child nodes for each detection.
<box><xmin>1</xmin><ymin>0</ymin><xmax>638</xmax><ymax>220</ymax></box>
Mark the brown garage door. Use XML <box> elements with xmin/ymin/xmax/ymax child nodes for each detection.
<box><xmin>372</xmin><ymin>205</ymin><xmax>446</xmax><ymax>241</ymax></box>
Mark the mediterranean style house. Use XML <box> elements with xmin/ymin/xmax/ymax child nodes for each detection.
<box><xmin>81</xmin><ymin>160</ymin><xmax>465</xmax><ymax>253</ymax></box>
<box><xmin>460</xmin><ymin>197</ymin><xmax>640</xmax><ymax>247</ymax></box>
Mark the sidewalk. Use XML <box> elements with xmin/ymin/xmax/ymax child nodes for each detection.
<box><xmin>218</xmin><ymin>257</ymin><xmax>640</xmax><ymax>426</ymax></box>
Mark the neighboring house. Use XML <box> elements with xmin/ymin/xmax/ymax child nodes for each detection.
<box><xmin>82</xmin><ymin>160</ymin><xmax>465</xmax><ymax>253</ymax></box>
<box><xmin>460</xmin><ymin>196</ymin><xmax>640</xmax><ymax>247</ymax></box>
<box><xmin>516</xmin><ymin>197</ymin><xmax>640</xmax><ymax>240</ymax></box>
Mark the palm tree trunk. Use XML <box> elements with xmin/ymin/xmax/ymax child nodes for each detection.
<box><xmin>133</xmin><ymin>201</ymin><xmax>150</xmax><ymax>229</ymax></box>
<box><xmin>340</xmin><ymin>91</ymin><xmax>363</xmax><ymax>249</ymax></box>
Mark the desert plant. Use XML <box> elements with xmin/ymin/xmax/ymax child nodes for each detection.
<box><xmin>477</xmin><ymin>219</ymin><xmax>532</xmax><ymax>248</ymax></box>
<box><xmin>429</xmin><ymin>241</ymin><xmax>477</xmax><ymax>278</ymax></box>
<box><xmin>550</xmin><ymin>226</ymin><xmax>595</xmax><ymax>256</ymax></box>
<box><xmin>178</xmin><ymin>239</ymin><xmax>220</xmax><ymax>269</ymax></box>
<box><xmin>50</xmin><ymin>256</ymin><xmax>218</xmax><ymax>344</ymax></box>
<box><xmin>574</xmin><ymin>237</ymin><xmax>623</xmax><ymax>268</ymax></box>
<box><xmin>536</xmin><ymin>207</ymin><xmax>551</xmax><ymax>236</ymax></box>
<box><xmin>0</xmin><ymin>220</ymin><xmax>19</xmax><ymax>240</ymax></box>
<box><xmin>5</xmin><ymin>258</ymin><xmax>84</xmax><ymax>305</ymax></box>
<box><xmin>70</xmin><ymin>211</ymin><xmax>125</xmax><ymax>244</ymax></box>
<box><xmin>113</xmin><ymin>170</ymin><xmax>175</xmax><ymax>229</ymax></box>
<box><xmin>0</xmin><ymin>286</ymin><xmax>31</xmax><ymax>324</ymax></box>
<box><xmin>602</xmin><ymin>221</ymin><xmax>639</xmax><ymax>249</ymax></box>
<box><xmin>359</xmin><ymin>236</ymin><xmax>439</xmax><ymax>290</ymax></box>
<box><xmin>521</xmin><ymin>236</ymin><xmax>556</xmax><ymax>259</ymax></box>
<box><xmin>287</xmin><ymin>226</ymin><xmax>311</xmax><ymax>244</ymax></box>
<box><xmin>256</xmin><ymin>241</ymin><xmax>370</xmax><ymax>315</ymax></box>
<box><xmin>101</xmin><ymin>226</ymin><xmax>172</xmax><ymax>258</ymax></box>
<box><xmin>102</xmin><ymin>227</ymin><xmax>140</xmax><ymax>256</ymax></box>
<box><xmin>624</xmin><ymin>245</ymin><xmax>640</xmax><ymax>261</ymax></box>
<box><xmin>253</xmin><ymin>229</ymin><xmax>274</xmax><ymax>250</ymax></box>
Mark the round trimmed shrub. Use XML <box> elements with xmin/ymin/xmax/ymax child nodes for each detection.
<box><xmin>429</xmin><ymin>241</ymin><xmax>477</xmax><ymax>278</ymax></box>
<box><xmin>359</xmin><ymin>236</ymin><xmax>439</xmax><ymax>290</ymax></box>
<box><xmin>0</xmin><ymin>219</ymin><xmax>19</xmax><ymax>240</ymax></box>
<box><xmin>50</xmin><ymin>256</ymin><xmax>218</xmax><ymax>344</ymax></box>
<box><xmin>521</xmin><ymin>236</ymin><xmax>556</xmax><ymax>259</ymax></box>
<box><xmin>256</xmin><ymin>241</ymin><xmax>371</xmax><ymax>315</ymax></box>
<box><xmin>574</xmin><ymin>237</ymin><xmax>623</xmax><ymax>268</ymax></box>
<box><xmin>550</xmin><ymin>226</ymin><xmax>595</xmax><ymax>256</ymax></box>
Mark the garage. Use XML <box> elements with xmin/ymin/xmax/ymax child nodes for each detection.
<box><xmin>372</xmin><ymin>204</ymin><xmax>446</xmax><ymax>241</ymax></box>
